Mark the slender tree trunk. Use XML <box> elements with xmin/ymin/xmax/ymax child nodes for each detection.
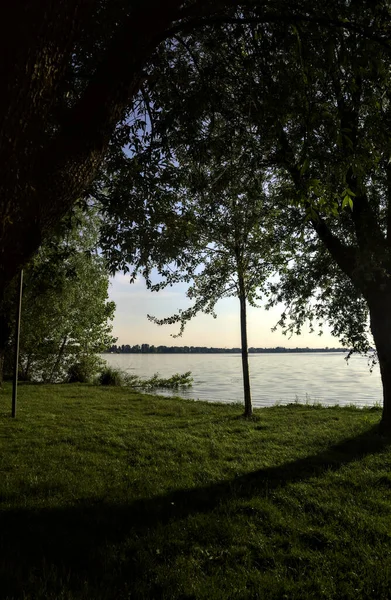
<box><xmin>238</xmin><ymin>272</ymin><xmax>252</xmax><ymax>418</ymax></box>
<box><xmin>48</xmin><ymin>335</ymin><xmax>68</xmax><ymax>383</ymax></box>
<box><xmin>23</xmin><ymin>354</ymin><xmax>32</xmax><ymax>382</ymax></box>
<box><xmin>369</xmin><ymin>292</ymin><xmax>391</xmax><ymax>432</ymax></box>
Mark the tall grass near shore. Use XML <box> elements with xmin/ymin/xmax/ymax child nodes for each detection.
<box><xmin>0</xmin><ymin>383</ymin><xmax>390</xmax><ymax>599</ymax></box>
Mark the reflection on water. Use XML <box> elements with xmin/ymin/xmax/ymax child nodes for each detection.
<box><xmin>101</xmin><ymin>352</ymin><xmax>382</xmax><ymax>408</ymax></box>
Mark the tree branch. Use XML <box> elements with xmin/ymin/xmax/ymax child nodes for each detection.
<box><xmin>1</xmin><ymin>0</ymin><xmax>186</xmax><ymax>290</ymax></box>
<box><xmin>166</xmin><ymin>11</ymin><xmax>391</xmax><ymax>51</ymax></box>
<box><xmin>275</xmin><ymin>122</ymin><xmax>358</xmax><ymax>281</ymax></box>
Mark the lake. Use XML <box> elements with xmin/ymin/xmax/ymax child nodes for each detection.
<box><xmin>101</xmin><ymin>352</ymin><xmax>382</xmax><ymax>408</ymax></box>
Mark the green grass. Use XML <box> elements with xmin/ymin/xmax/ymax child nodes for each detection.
<box><xmin>1</xmin><ymin>383</ymin><xmax>391</xmax><ymax>599</ymax></box>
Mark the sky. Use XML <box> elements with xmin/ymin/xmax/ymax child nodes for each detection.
<box><xmin>108</xmin><ymin>272</ymin><xmax>342</xmax><ymax>349</ymax></box>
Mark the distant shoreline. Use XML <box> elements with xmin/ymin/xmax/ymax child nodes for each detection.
<box><xmin>104</xmin><ymin>345</ymin><xmax>348</xmax><ymax>355</ymax></box>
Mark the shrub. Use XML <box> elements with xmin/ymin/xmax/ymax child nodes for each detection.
<box><xmin>67</xmin><ymin>355</ymin><xmax>104</xmax><ymax>383</ymax></box>
<box><xmin>96</xmin><ymin>368</ymin><xmax>193</xmax><ymax>389</ymax></box>
<box><xmin>98</xmin><ymin>366</ymin><xmax>126</xmax><ymax>386</ymax></box>
<box><xmin>138</xmin><ymin>371</ymin><xmax>193</xmax><ymax>389</ymax></box>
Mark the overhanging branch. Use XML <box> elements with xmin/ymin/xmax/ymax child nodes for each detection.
<box><xmin>166</xmin><ymin>11</ymin><xmax>391</xmax><ymax>51</ymax></box>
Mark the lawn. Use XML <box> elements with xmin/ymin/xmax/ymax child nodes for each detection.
<box><xmin>1</xmin><ymin>383</ymin><xmax>391</xmax><ymax>599</ymax></box>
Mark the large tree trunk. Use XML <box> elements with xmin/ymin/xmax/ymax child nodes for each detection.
<box><xmin>369</xmin><ymin>291</ymin><xmax>391</xmax><ymax>432</ymax></box>
<box><xmin>238</xmin><ymin>273</ymin><xmax>252</xmax><ymax>418</ymax></box>
<box><xmin>0</xmin><ymin>0</ymin><xmax>186</xmax><ymax>297</ymax></box>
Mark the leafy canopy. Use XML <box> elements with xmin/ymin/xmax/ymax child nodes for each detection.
<box><xmin>6</xmin><ymin>208</ymin><xmax>116</xmax><ymax>383</ymax></box>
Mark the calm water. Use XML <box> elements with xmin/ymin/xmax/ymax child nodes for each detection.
<box><xmin>101</xmin><ymin>352</ymin><xmax>382</xmax><ymax>408</ymax></box>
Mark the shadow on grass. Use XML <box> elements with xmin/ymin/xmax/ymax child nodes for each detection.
<box><xmin>1</xmin><ymin>424</ymin><xmax>390</xmax><ymax>598</ymax></box>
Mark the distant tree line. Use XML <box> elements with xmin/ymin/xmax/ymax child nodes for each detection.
<box><xmin>105</xmin><ymin>344</ymin><xmax>346</xmax><ymax>354</ymax></box>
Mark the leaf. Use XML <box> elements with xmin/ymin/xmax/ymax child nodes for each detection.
<box><xmin>342</xmin><ymin>196</ymin><xmax>353</xmax><ymax>210</ymax></box>
<box><xmin>300</xmin><ymin>158</ymin><xmax>310</xmax><ymax>175</ymax></box>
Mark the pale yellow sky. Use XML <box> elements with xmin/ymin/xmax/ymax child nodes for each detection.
<box><xmin>108</xmin><ymin>273</ymin><xmax>342</xmax><ymax>348</ymax></box>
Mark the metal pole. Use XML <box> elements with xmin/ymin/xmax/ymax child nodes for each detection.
<box><xmin>12</xmin><ymin>270</ymin><xmax>23</xmax><ymax>418</ymax></box>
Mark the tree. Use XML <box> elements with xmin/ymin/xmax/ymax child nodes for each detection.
<box><xmin>18</xmin><ymin>252</ymin><xmax>115</xmax><ymax>383</ymax></box>
<box><xmin>149</xmin><ymin>195</ymin><xmax>281</xmax><ymax>417</ymax></box>
<box><xmin>258</xmin><ymin>9</ymin><xmax>391</xmax><ymax>430</ymax></box>
<box><xmin>2</xmin><ymin>0</ymin><xmax>382</xmax><ymax>296</ymax></box>
<box><xmin>0</xmin><ymin>0</ymin><xmax>246</xmax><ymax>381</ymax></box>
<box><xmin>2</xmin><ymin>0</ymin><xmax>297</xmax><ymax>296</ymax></box>
<box><xmin>97</xmin><ymin>1</ymin><xmax>391</xmax><ymax>430</ymax></box>
<box><xmin>5</xmin><ymin>0</ymin><xmax>391</xmax><ymax>421</ymax></box>
<box><xmin>1</xmin><ymin>0</ymin><xmax>176</xmax><ymax>292</ymax></box>
<box><xmin>99</xmin><ymin>118</ymin><xmax>289</xmax><ymax>416</ymax></box>
<box><xmin>238</xmin><ymin>5</ymin><xmax>391</xmax><ymax>429</ymax></box>
<box><xmin>4</xmin><ymin>208</ymin><xmax>116</xmax><ymax>383</ymax></box>
<box><xmin>132</xmin><ymin>4</ymin><xmax>391</xmax><ymax>430</ymax></box>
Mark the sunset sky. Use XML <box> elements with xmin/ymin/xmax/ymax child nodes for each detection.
<box><xmin>108</xmin><ymin>272</ymin><xmax>341</xmax><ymax>348</ymax></box>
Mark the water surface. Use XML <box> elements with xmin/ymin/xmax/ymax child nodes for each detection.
<box><xmin>101</xmin><ymin>352</ymin><xmax>382</xmax><ymax>408</ymax></box>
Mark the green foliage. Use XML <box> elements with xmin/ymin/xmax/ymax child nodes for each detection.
<box><xmin>97</xmin><ymin>1</ymin><xmax>391</xmax><ymax>359</ymax></box>
<box><xmin>93</xmin><ymin>2</ymin><xmax>391</xmax><ymax>421</ymax></box>
<box><xmin>97</xmin><ymin>40</ymin><xmax>295</xmax><ymax>418</ymax></box>
<box><xmin>67</xmin><ymin>355</ymin><xmax>105</xmax><ymax>384</ymax></box>
<box><xmin>266</xmin><ymin>236</ymin><xmax>372</xmax><ymax>353</ymax></box>
<box><xmin>0</xmin><ymin>383</ymin><xmax>389</xmax><ymax>599</ymax></box>
<box><xmin>143</xmin><ymin>150</ymin><xmax>286</xmax><ymax>336</ymax></box>
<box><xmin>135</xmin><ymin>371</ymin><xmax>194</xmax><ymax>389</ymax></box>
<box><xmin>98</xmin><ymin>366</ymin><xmax>193</xmax><ymax>389</ymax></box>
<box><xmin>6</xmin><ymin>207</ymin><xmax>117</xmax><ymax>383</ymax></box>
<box><xmin>3</xmin><ymin>0</ymin><xmax>253</xmax><ymax>296</ymax></box>
<box><xmin>2</xmin><ymin>0</ymin><xmax>391</xmax><ymax>376</ymax></box>
<box><xmin>98</xmin><ymin>366</ymin><xmax>127</xmax><ymax>386</ymax></box>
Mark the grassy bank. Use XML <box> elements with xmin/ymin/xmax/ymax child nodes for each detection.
<box><xmin>1</xmin><ymin>384</ymin><xmax>391</xmax><ymax>599</ymax></box>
